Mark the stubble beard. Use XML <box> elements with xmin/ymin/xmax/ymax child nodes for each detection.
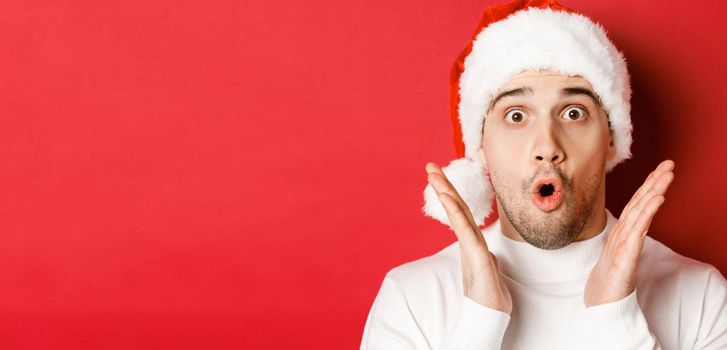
<box><xmin>490</xmin><ymin>167</ymin><xmax>603</xmax><ymax>250</ymax></box>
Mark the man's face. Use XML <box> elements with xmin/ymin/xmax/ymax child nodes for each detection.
<box><xmin>478</xmin><ymin>70</ymin><xmax>616</xmax><ymax>249</ymax></box>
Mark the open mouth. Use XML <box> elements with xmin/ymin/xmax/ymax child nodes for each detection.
<box><xmin>531</xmin><ymin>178</ymin><xmax>564</xmax><ymax>212</ymax></box>
<box><xmin>539</xmin><ymin>183</ymin><xmax>556</xmax><ymax>197</ymax></box>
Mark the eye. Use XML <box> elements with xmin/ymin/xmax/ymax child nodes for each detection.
<box><xmin>562</xmin><ymin>106</ymin><xmax>588</xmax><ymax>121</ymax></box>
<box><xmin>504</xmin><ymin>109</ymin><xmax>528</xmax><ymax>124</ymax></box>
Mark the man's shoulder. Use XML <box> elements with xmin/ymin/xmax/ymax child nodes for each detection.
<box><xmin>384</xmin><ymin>241</ymin><xmax>461</xmax><ymax>292</ymax></box>
<box><xmin>642</xmin><ymin>235</ymin><xmax>724</xmax><ymax>286</ymax></box>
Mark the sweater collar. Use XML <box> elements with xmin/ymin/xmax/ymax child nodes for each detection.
<box><xmin>485</xmin><ymin>209</ymin><xmax>617</xmax><ymax>282</ymax></box>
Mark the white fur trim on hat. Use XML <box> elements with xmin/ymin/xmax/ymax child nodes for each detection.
<box><xmin>459</xmin><ymin>7</ymin><xmax>632</xmax><ymax>172</ymax></box>
<box><xmin>422</xmin><ymin>158</ymin><xmax>494</xmax><ymax>227</ymax></box>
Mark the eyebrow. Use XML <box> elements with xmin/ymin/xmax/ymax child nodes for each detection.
<box><xmin>560</xmin><ymin>87</ymin><xmax>603</xmax><ymax>108</ymax></box>
<box><xmin>487</xmin><ymin>87</ymin><xmax>533</xmax><ymax>113</ymax></box>
<box><xmin>486</xmin><ymin>86</ymin><xmax>604</xmax><ymax>114</ymax></box>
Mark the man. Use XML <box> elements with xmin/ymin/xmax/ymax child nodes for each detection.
<box><xmin>360</xmin><ymin>1</ymin><xmax>727</xmax><ymax>349</ymax></box>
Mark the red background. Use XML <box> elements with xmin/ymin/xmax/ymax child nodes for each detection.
<box><xmin>2</xmin><ymin>0</ymin><xmax>725</xmax><ymax>348</ymax></box>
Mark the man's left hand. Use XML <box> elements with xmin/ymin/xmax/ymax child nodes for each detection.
<box><xmin>584</xmin><ymin>160</ymin><xmax>675</xmax><ymax>307</ymax></box>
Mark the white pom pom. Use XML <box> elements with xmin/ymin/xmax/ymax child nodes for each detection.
<box><xmin>422</xmin><ymin>158</ymin><xmax>494</xmax><ymax>227</ymax></box>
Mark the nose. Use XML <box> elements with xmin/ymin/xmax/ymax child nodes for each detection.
<box><xmin>531</xmin><ymin>118</ymin><xmax>565</xmax><ymax>166</ymax></box>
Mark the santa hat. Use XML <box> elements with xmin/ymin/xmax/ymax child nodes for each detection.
<box><xmin>423</xmin><ymin>0</ymin><xmax>633</xmax><ymax>227</ymax></box>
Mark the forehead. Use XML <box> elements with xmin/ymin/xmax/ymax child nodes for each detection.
<box><xmin>499</xmin><ymin>69</ymin><xmax>594</xmax><ymax>91</ymax></box>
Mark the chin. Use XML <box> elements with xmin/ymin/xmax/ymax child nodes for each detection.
<box><xmin>505</xmin><ymin>200</ymin><xmax>586</xmax><ymax>250</ymax></box>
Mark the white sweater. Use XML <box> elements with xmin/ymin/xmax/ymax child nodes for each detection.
<box><xmin>360</xmin><ymin>210</ymin><xmax>727</xmax><ymax>349</ymax></box>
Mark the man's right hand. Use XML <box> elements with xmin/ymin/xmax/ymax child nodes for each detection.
<box><xmin>426</xmin><ymin>162</ymin><xmax>513</xmax><ymax>315</ymax></box>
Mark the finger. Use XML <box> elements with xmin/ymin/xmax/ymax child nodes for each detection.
<box><xmin>427</xmin><ymin>170</ymin><xmax>461</xmax><ymax>201</ymax></box>
<box><xmin>610</xmin><ymin>161</ymin><xmax>673</xmax><ymax>246</ymax></box>
<box><xmin>426</xmin><ymin>166</ymin><xmax>478</xmax><ymax>226</ymax></box>
<box><xmin>623</xmin><ymin>170</ymin><xmax>674</xmax><ymax>232</ymax></box>
<box><xmin>426</xmin><ymin>162</ymin><xmax>451</xmax><ymax>177</ymax></box>
<box><xmin>426</xmin><ymin>162</ymin><xmax>487</xmax><ymax>246</ymax></box>
<box><xmin>621</xmin><ymin>160</ymin><xmax>674</xmax><ymax>219</ymax></box>
<box><xmin>429</xmin><ymin>173</ymin><xmax>481</xmax><ymax>239</ymax></box>
<box><xmin>636</xmin><ymin>195</ymin><xmax>665</xmax><ymax>238</ymax></box>
<box><xmin>621</xmin><ymin>160</ymin><xmax>673</xmax><ymax>215</ymax></box>
<box><xmin>426</xmin><ymin>163</ymin><xmax>455</xmax><ymax>196</ymax></box>
<box><xmin>425</xmin><ymin>162</ymin><xmax>440</xmax><ymax>174</ymax></box>
<box><xmin>650</xmin><ymin>169</ymin><xmax>675</xmax><ymax>196</ymax></box>
<box><xmin>625</xmin><ymin>194</ymin><xmax>665</xmax><ymax>260</ymax></box>
<box><xmin>437</xmin><ymin>192</ymin><xmax>488</xmax><ymax>250</ymax></box>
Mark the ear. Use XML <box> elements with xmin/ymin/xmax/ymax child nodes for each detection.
<box><xmin>606</xmin><ymin>128</ymin><xmax>616</xmax><ymax>161</ymax></box>
<box><xmin>478</xmin><ymin>147</ymin><xmax>488</xmax><ymax>166</ymax></box>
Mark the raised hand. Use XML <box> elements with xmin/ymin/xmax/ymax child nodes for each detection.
<box><xmin>426</xmin><ymin>162</ymin><xmax>513</xmax><ymax>314</ymax></box>
<box><xmin>584</xmin><ymin>160</ymin><xmax>675</xmax><ymax>307</ymax></box>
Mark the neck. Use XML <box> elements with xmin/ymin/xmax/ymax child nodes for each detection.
<box><xmin>484</xmin><ymin>210</ymin><xmax>617</xmax><ymax>284</ymax></box>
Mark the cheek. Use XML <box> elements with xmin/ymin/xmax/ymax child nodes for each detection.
<box><xmin>564</xmin><ymin>139</ymin><xmax>604</xmax><ymax>164</ymax></box>
<box><xmin>562</xmin><ymin>126</ymin><xmax>611</xmax><ymax>163</ymax></box>
<box><xmin>487</xmin><ymin>168</ymin><xmax>518</xmax><ymax>201</ymax></box>
<box><xmin>482</xmin><ymin>130</ymin><xmax>529</xmax><ymax>166</ymax></box>
<box><xmin>562</xmin><ymin>130</ymin><xmax>608</xmax><ymax>197</ymax></box>
<box><xmin>483</xmin><ymin>140</ymin><xmax>525</xmax><ymax>194</ymax></box>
